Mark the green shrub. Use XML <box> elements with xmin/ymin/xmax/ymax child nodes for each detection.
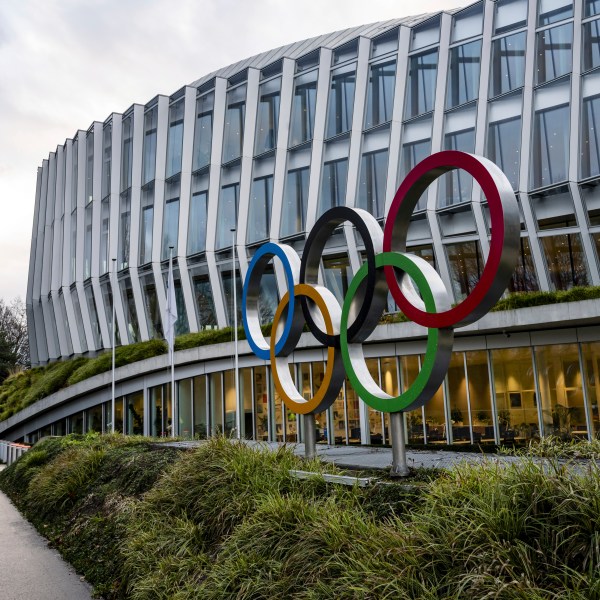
<box><xmin>492</xmin><ymin>285</ymin><xmax>600</xmax><ymax>312</ymax></box>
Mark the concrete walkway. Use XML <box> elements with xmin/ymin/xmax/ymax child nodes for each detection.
<box><xmin>0</xmin><ymin>465</ymin><xmax>93</xmax><ymax>600</ymax></box>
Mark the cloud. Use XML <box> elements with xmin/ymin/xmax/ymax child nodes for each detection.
<box><xmin>0</xmin><ymin>0</ymin><xmax>460</xmax><ymax>301</ymax></box>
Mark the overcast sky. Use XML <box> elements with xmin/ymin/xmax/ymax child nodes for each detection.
<box><xmin>0</xmin><ymin>0</ymin><xmax>462</xmax><ymax>302</ymax></box>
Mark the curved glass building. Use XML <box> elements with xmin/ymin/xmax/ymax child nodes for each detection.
<box><xmin>11</xmin><ymin>0</ymin><xmax>600</xmax><ymax>446</ymax></box>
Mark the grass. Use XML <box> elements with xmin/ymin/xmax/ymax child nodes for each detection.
<box><xmin>1</xmin><ymin>435</ymin><xmax>600</xmax><ymax>599</ymax></box>
<box><xmin>499</xmin><ymin>435</ymin><xmax>600</xmax><ymax>460</ymax></box>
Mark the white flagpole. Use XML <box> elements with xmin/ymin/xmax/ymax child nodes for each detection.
<box><xmin>231</xmin><ymin>228</ymin><xmax>241</xmax><ymax>439</ymax></box>
<box><xmin>168</xmin><ymin>246</ymin><xmax>176</xmax><ymax>438</ymax></box>
<box><xmin>111</xmin><ymin>258</ymin><xmax>116</xmax><ymax>434</ymax></box>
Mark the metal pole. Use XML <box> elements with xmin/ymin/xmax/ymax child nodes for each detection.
<box><xmin>303</xmin><ymin>413</ymin><xmax>317</xmax><ymax>460</ymax></box>
<box><xmin>169</xmin><ymin>246</ymin><xmax>176</xmax><ymax>438</ymax></box>
<box><xmin>390</xmin><ymin>411</ymin><xmax>410</xmax><ymax>477</ymax></box>
<box><xmin>111</xmin><ymin>258</ymin><xmax>116</xmax><ymax>434</ymax></box>
<box><xmin>232</xmin><ymin>228</ymin><xmax>241</xmax><ymax>439</ymax></box>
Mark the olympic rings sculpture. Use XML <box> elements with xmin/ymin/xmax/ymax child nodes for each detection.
<box><xmin>242</xmin><ymin>151</ymin><xmax>520</xmax><ymax>416</ymax></box>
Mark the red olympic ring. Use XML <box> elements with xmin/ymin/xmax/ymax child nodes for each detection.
<box><xmin>383</xmin><ymin>151</ymin><xmax>520</xmax><ymax>329</ymax></box>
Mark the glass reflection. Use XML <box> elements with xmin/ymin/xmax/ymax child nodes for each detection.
<box><xmin>326</xmin><ymin>69</ymin><xmax>356</xmax><ymax>137</ymax></box>
<box><xmin>487</xmin><ymin>114</ymin><xmax>521</xmax><ymax>190</ymax></box>
<box><xmin>247</xmin><ymin>175</ymin><xmax>273</xmax><ymax>243</ymax></box>
<box><xmin>280</xmin><ymin>167</ymin><xmax>309</xmax><ymax>237</ymax></box>
<box><xmin>166</xmin><ymin>100</ymin><xmax>184</xmax><ymax>178</ymax></box>
<box><xmin>192</xmin><ymin>93</ymin><xmax>213</xmax><ymax>171</ymax></box>
<box><xmin>364</xmin><ymin>60</ymin><xmax>396</xmax><ymax>128</ymax></box>
<box><xmin>402</xmin><ymin>138</ymin><xmax>431</xmax><ymax>211</ymax></box>
<box><xmin>445</xmin><ymin>240</ymin><xmax>483</xmax><ymax>301</ymax></box>
<box><xmin>405</xmin><ymin>49</ymin><xmax>438</xmax><ymax>119</ymax></box>
<box><xmin>254</xmin><ymin>78</ymin><xmax>281</xmax><ymax>155</ymax></box>
<box><xmin>490</xmin><ymin>32</ymin><xmax>526</xmax><ymax>97</ymax></box>
<box><xmin>535</xmin><ymin>23</ymin><xmax>573</xmax><ymax>85</ymax></box>
<box><xmin>509</xmin><ymin>237</ymin><xmax>540</xmax><ymax>292</ymax></box>
<box><xmin>440</xmin><ymin>128</ymin><xmax>475</xmax><ymax>206</ymax></box>
<box><xmin>357</xmin><ymin>150</ymin><xmax>388</xmax><ymax>218</ymax></box>
<box><xmin>319</xmin><ymin>158</ymin><xmax>348</xmax><ymax>215</ymax></box>
<box><xmin>222</xmin><ymin>85</ymin><xmax>246</xmax><ymax>163</ymax></box>
<box><xmin>446</xmin><ymin>40</ymin><xmax>482</xmax><ymax>108</ymax></box>
<box><xmin>581</xmin><ymin>93</ymin><xmax>600</xmax><ymax>179</ymax></box>
<box><xmin>290</xmin><ymin>72</ymin><xmax>317</xmax><ymax>146</ymax></box>
<box><xmin>541</xmin><ymin>233</ymin><xmax>589</xmax><ymax>290</ymax></box>
<box><xmin>216</xmin><ymin>183</ymin><xmax>239</xmax><ymax>249</ymax></box>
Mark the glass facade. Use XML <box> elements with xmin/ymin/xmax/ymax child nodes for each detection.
<box><xmin>222</xmin><ymin>85</ymin><xmax>246</xmax><ymax>163</ymax></box>
<box><xmin>254</xmin><ymin>78</ymin><xmax>280</xmax><ymax>154</ymax></box>
<box><xmin>247</xmin><ymin>175</ymin><xmax>273</xmax><ymax>243</ymax></box>
<box><xmin>192</xmin><ymin>93</ymin><xmax>214</xmax><ymax>171</ymax></box>
<box><xmin>405</xmin><ymin>49</ymin><xmax>438</xmax><ymax>119</ymax></box>
<box><xmin>166</xmin><ymin>100</ymin><xmax>184</xmax><ymax>178</ymax></box>
<box><xmin>490</xmin><ymin>32</ymin><xmax>526</xmax><ymax>97</ymax></box>
<box><xmin>289</xmin><ymin>71</ymin><xmax>317</xmax><ymax>146</ymax></box>
<box><xmin>326</xmin><ymin>68</ymin><xmax>356</xmax><ymax>137</ymax></box>
<box><xmin>535</xmin><ymin>23</ymin><xmax>573</xmax><ymax>85</ymax></box>
<box><xmin>216</xmin><ymin>183</ymin><xmax>239</xmax><ymax>249</ymax></box>
<box><xmin>356</xmin><ymin>150</ymin><xmax>388</xmax><ymax>218</ymax></box>
<box><xmin>142</xmin><ymin>106</ymin><xmax>158</xmax><ymax>185</ymax></box>
<box><xmin>280</xmin><ymin>167</ymin><xmax>309</xmax><ymax>237</ymax></box>
<box><xmin>319</xmin><ymin>158</ymin><xmax>348</xmax><ymax>215</ymax></box>
<box><xmin>364</xmin><ymin>60</ymin><xmax>396</xmax><ymax>129</ymax></box>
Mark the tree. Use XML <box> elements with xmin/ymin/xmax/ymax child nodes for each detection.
<box><xmin>0</xmin><ymin>298</ymin><xmax>29</xmax><ymax>378</ymax></box>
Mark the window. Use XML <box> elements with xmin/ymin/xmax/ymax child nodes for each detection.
<box><xmin>405</xmin><ymin>49</ymin><xmax>438</xmax><ymax>119</ymax></box>
<box><xmin>161</xmin><ymin>198</ymin><xmax>179</xmax><ymax>260</ymax></box>
<box><xmin>85</xmin><ymin>286</ymin><xmax>103</xmax><ymax>348</ymax></box>
<box><xmin>538</xmin><ymin>0</ymin><xmax>573</xmax><ymax>26</ymax></box>
<box><xmin>357</xmin><ymin>150</ymin><xmax>388</xmax><ymax>218</ymax></box>
<box><xmin>100</xmin><ymin>198</ymin><xmax>110</xmax><ymax>275</ymax></box>
<box><xmin>411</xmin><ymin>17</ymin><xmax>440</xmax><ymax>51</ymax></box>
<box><xmin>440</xmin><ymin>128</ymin><xmax>475</xmax><ymax>207</ymax></box>
<box><xmin>254</xmin><ymin>78</ymin><xmax>281</xmax><ymax>154</ymax></box>
<box><xmin>142</xmin><ymin>106</ymin><xmax>158</xmax><ymax>184</ymax></box>
<box><xmin>85</xmin><ymin>132</ymin><xmax>94</xmax><ymax>204</ymax></box>
<box><xmin>322</xmin><ymin>255</ymin><xmax>351</xmax><ymax>305</ymax></box>
<box><xmin>142</xmin><ymin>275</ymin><xmax>163</xmax><ymax>338</ymax></box>
<box><xmin>84</xmin><ymin>204</ymin><xmax>92</xmax><ymax>279</ymax></box>
<box><xmin>118</xmin><ymin>192</ymin><xmax>131</xmax><ymax>270</ymax></box>
<box><xmin>535</xmin><ymin>23</ymin><xmax>573</xmax><ymax>85</ymax></box>
<box><xmin>586</xmin><ymin>0</ymin><xmax>600</xmax><ymax>17</ymax></box>
<box><xmin>452</xmin><ymin>2</ymin><xmax>483</xmax><ymax>42</ymax></box>
<box><xmin>445</xmin><ymin>240</ymin><xmax>483</xmax><ymax>301</ymax></box>
<box><xmin>582</xmin><ymin>93</ymin><xmax>600</xmax><ymax>179</ymax></box>
<box><xmin>71</xmin><ymin>139</ymin><xmax>78</xmax><ymax>210</ymax></box>
<box><xmin>494</xmin><ymin>0</ymin><xmax>528</xmax><ymax>34</ymax></box>
<box><xmin>447</xmin><ymin>40</ymin><xmax>482</xmax><ymax>108</ymax></box>
<box><xmin>188</xmin><ymin>190</ymin><xmax>208</xmax><ymax>255</ymax></box>
<box><xmin>247</xmin><ymin>175</ymin><xmax>273</xmax><ymax>243</ymax></box>
<box><xmin>101</xmin><ymin>124</ymin><xmax>111</xmax><ymax>199</ymax></box>
<box><xmin>191</xmin><ymin>273</ymin><xmax>217</xmax><ymax>328</ymax></box>
<box><xmin>70</xmin><ymin>209</ymin><xmax>77</xmax><ymax>281</ymax></box>
<box><xmin>120</xmin><ymin>277</ymin><xmax>140</xmax><ymax>343</ymax></box>
<box><xmin>216</xmin><ymin>183</ymin><xmax>239</xmax><ymax>249</ymax></box>
<box><xmin>531</xmin><ymin>103</ymin><xmax>570</xmax><ymax>189</ymax></box>
<box><xmin>162</xmin><ymin>270</ymin><xmax>189</xmax><ymax>335</ymax></box>
<box><xmin>531</xmin><ymin>186</ymin><xmax>577</xmax><ymax>229</ymax></box>
<box><xmin>140</xmin><ymin>187</ymin><xmax>154</xmax><ymax>265</ymax></box>
<box><xmin>490</xmin><ymin>32</ymin><xmax>526</xmax><ymax>97</ymax></box>
<box><xmin>101</xmin><ymin>283</ymin><xmax>121</xmax><ymax>346</ymax></box>
<box><xmin>166</xmin><ymin>99</ymin><xmax>184</xmax><ymax>178</ymax></box>
<box><xmin>221</xmin><ymin>269</ymin><xmax>242</xmax><ymax>326</ymax></box>
<box><xmin>281</xmin><ymin>167</ymin><xmax>309</xmax><ymax>237</ymax></box>
<box><xmin>290</xmin><ymin>71</ymin><xmax>317</xmax><ymax>146</ymax></box>
<box><xmin>488</xmin><ymin>115</ymin><xmax>522</xmax><ymax>190</ymax></box>
<box><xmin>509</xmin><ymin>237</ymin><xmax>539</xmax><ymax>292</ymax></box>
<box><xmin>364</xmin><ymin>60</ymin><xmax>396</xmax><ymax>129</ymax></box>
<box><xmin>222</xmin><ymin>85</ymin><xmax>246</xmax><ymax>163</ymax></box>
<box><xmin>371</xmin><ymin>28</ymin><xmax>398</xmax><ymax>58</ymax></box>
<box><xmin>333</xmin><ymin>39</ymin><xmax>358</xmax><ymax>65</ymax></box>
<box><xmin>401</xmin><ymin>138</ymin><xmax>431</xmax><ymax>211</ymax></box>
<box><xmin>326</xmin><ymin>69</ymin><xmax>356</xmax><ymax>137</ymax></box>
<box><xmin>71</xmin><ymin>291</ymin><xmax>88</xmax><ymax>353</ymax></box>
<box><xmin>319</xmin><ymin>158</ymin><xmax>348</xmax><ymax>215</ymax></box>
<box><xmin>121</xmin><ymin>116</ymin><xmax>133</xmax><ymax>192</ymax></box>
<box><xmin>541</xmin><ymin>233</ymin><xmax>589</xmax><ymax>289</ymax></box>
<box><xmin>583</xmin><ymin>19</ymin><xmax>600</xmax><ymax>72</ymax></box>
<box><xmin>192</xmin><ymin>93</ymin><xmax>213</xmax><ymax>171</ymax></box>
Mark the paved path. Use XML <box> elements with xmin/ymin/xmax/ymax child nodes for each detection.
<box><xmin>0</xmin><ymin>467</ymin><xmax>93</xmax><ymax>600</ymax></box>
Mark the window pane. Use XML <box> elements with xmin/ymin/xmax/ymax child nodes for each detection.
<box><xmin>166</xmin><ymin>100</ymin><xmax>184</xmax><ymax>178</ymax></box>
<box><xmin>440</xmin><ymin>128</ymin><xmax>475</xmax><ymax>206</ymax></box>
<box><xmin>221</xmin><ymin>269</ymin><xmax>242</xmax><ymax>326</ymax></box>
<box><xmin>188</xmin><ymin>191</ymin><xmax>208</xmax><ymax>255</ymax></box>
<box><xmin>254</xmin><ymin>78</ymin><xmax>281</xmax><ymax>154</ymax></box>
<box><xmin>120</xmin><ymin>277</ymin><xmax>140</xmax><ymax>343</ymax></box>
<box><xmin>446</xmin><ymin>40</ymin><xmax>482</xmax><ymax>108</ymax></box>
<box><xmin>326</xmin><ymin>70</ymin><xmax>356</xmax><ymax>137</ymax></box>
<box><xmin>85</xmin><ymin>132</ymin><xmax>94</xmax><ymax>204</ymax></box>
<box><xmin>531</xmin><ymin>104</ymin><xmax>570</xmax><ymax>189</ymax></box>
<box><xmin>192</xmin><ymin>93</ymin><xmax>213</xmax><ymax>171</ymax></box>
<box><xmin>539</xmin><ymin>0</ymin><xmax>573</xmax><ymax>26</ymax></box>
<box><xmin>582</xmin><ymin>94</ymin><xmax>600</xmax><ymax>179</ymax></box>
<box><xmin>162</xmin><ymin>270</ymin><xmax>189</xmax><ymax>335</ymax></box>
<box><xmin>581</xmin><ymin>341</ymin><xmax>600</xmax><ymax>437</ymax></box>
<box><xmin>290</xmin><ymin>73</ymin><xmax>317</xmax><ymax>146</ymax></box>
<box><xmin>140</xmin><ymin>204</ymin><xmax>153</xmax><ymax>265</ymax></box>
<box><xmin>216</xmin><ymin>183</ymin><xmax>239</xmax><ymax>249</ymax></box>
<box><xmin>191</xmin><ymin>273</ymin><xmax>217</xmax><ymax>329</ymax></box>
<box><xmin>541</xmin><ymin>233</ymin><xmax>590</xmax><ymax>290</ymax></box>
<box><xmin>445</xmin><ymin>240</ymin><xmax>483</xmax><ymax>301</ymax></box>
<box><xmin>356</xmin><ymin>150</ymin><xmax>388</xmax><ymax>218</ymax></box>
<box><xmin>467</xmin><ymin>350</ymin><xmax>495</xmax><ymax>444</ymax></box>
<box><xmin>446</xmin><ymin>352</ymin><xmax>471</xmax><ymax>443</ymax></box>
<box><xmin>405</xmin><ymin>49</ymin><xmax>438</xmax><ymax>119</ymax></box>
<box><xmin>490</xmin><ymin>32</ymin><xmax>526</xmax><ymax>97</ymax></box>
<box><xmin>222</xmin><ymin>85</ymin><xmax>246</xmax><ymax>163</ymax></box>
<box><xmin>531</xmin><ymin>185</ymin><xmax>577</xmax><ymax>229</ymax></box>
<box><xmin>586</xmin><ymin>0</ymin><xmax>600</xmax><ymax>17</ymax></box>
<box><xmin>280</xmin><ymin>167</ymin><xmax>309</xmax><ymax>237</ymax></box>
<box><xmin>161</xmin><ymin>198</ymin><xmax>179</xmax><ymax>260</ymax></box>
<box><xmin>85</xmin><ymin>286</ymin><xmax>103</xmax><ymax>348</ymax></box>
<box><xmin>142</xmin><ymin>276</ymin><xmax>163</xmax><ymax>338</ymax></box>
<box><xmin>193</xmin><ymin>375</ymin><xmax>208</xmax><ymax>439</ymax></box>
<box><xmin>322</xmin><ymin>254</ymin><xmax>351</xmax><ymax>305</ymax></box>
<box><xmin>100</xmin><ymin>198</ymin><xmax>110</xmax><ymax>274</ymax></box>
<box><xmin>101</xmin><ymin>124</ymin><xmax>111</xmax><ymax>199</ymax></box>
<box><xmin>126</xmin><ymin>392</ymin><xmax>144</xmax><ymax>435</ymax></box>
<box><xmin>583</xmin><ymin>19</ymin><xmax>600</xmax><ymax>72</ymax></box>
<box><xmin>452</xmin><ymin>2</ymin><xmax>483</xmax><ymax>42</ymax></box>
<box><xmin>509</xmin><ymin>237</ymin><xmax>540</xmax><ymax>292</ymax></box>
<box><xmin>84</xmin><ymin>204</ymin><xmax>92</xmax><ymax>278</ymax></box>
<box><xmin>487</xmin><ymin>115</ymin><xmax>522</xmax><ymax>189</ymax></box>
<box><xmin>118</xmin><ymin>191</ymin><xmax>131</xmax><ymax>270</ymax></box>
<box><xmin>411</xmin><ymin>17</ymin><xmax>440</xmax><ymax>51</ymax></box>
<box><xmin>401</xmin><ymin>138</ymin><xmax>431</xmax><ymax>211</ymax></box>
<box><xmin>535</xmin><ymin>23</ymin><xmax>573</xmax><ymax>85</ymax></box>
<box><xmin>256</xmin><ymin>267</ymin><xmax>278</xmax><ymax>325</ymax></box>
<box><xmin>319</xmin><ymin>158</ymin><xmax>348</xmax><ymax>216</ymax></box>
<box><xmin>247</xmin><ymin>175</ymin><xmax>273</xmax><ymax>243</ymax></box>
<box><xmin>491</xmin><ymin>347</ymin><xmax>539</xmax><ymax>443</ymax></box>
<box><xmin>121</xmin><ymin>116</ymin><xmax>133</xmax><ymax>192</ymax></box>
<box><xmin>142</xmin><ymin>107</ymin><xmax>158</xmax><ymax>185</ymax></box>
<box><xmin>364</xmin><ymin>60</ymin><xmax>396</xmax><ymax>128</ymax></box>
<box><xmin>371</xmin><ymin>28</ymin><xmax>398</xmax><ymax>58</ymax></box>
<box><xmin>495</xmin><ymin>0</ymin><xmax>528</xmax><ymax>34</ymax></box>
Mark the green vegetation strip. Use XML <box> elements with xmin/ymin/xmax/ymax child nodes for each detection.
<box><xmin>1</xmin><ymin>435</ymin><xmax>599</xmax><ymax>599</ymax></box>
<box><xmin>2</xmin><ymin>287</ymin><xmax>600</xmax><ymax>422</ymax></box>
